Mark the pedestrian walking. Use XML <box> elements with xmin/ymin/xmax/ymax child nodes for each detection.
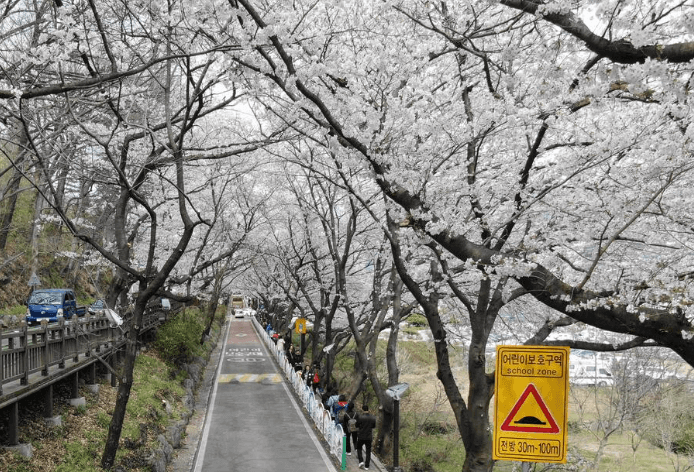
<box><xmin>292</xmin><ymin>347</ymin><xmax>304</xmax><ymax>372</ymax></box>
<box><xmin>276</xmin><ymin>333</ymin><xmax>285</xmax><ymax>353</ymax></box>
<box><xmin>356</xmin><ymin>404</ymin><xmax>377</xmax><ymax>470</ymax></box>
<box><xmin>342</xmin><ymin>402</ymin><xmax>358</xmax><ymax>456</ymax></box>
<box><xmin>333</xmin><ymin>394</ymin><xmax>348</xmax><ymax>424</ymax></box>
<box><xmin>310</xmin><ymin>362</ymin><xmax>321</xmax><ymax>393</ymax></box>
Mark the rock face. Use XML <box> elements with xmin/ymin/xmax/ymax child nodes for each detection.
<box><xmin>0</xmin><ymin>314</ymin><xmax>21</xmax><ymax>329</ymax></box>
<box><xmin>147</xmin><ymin>338</ymin><xmax>218</xmax><ymax>472</ymax></box>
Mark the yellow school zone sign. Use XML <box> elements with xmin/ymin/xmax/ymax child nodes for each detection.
<box><xmin>494</xmin><ymin>345</ymin><xmax>570</xmax><ymax>463</ymax></box>
<box><xmin>295</xmin><ymin>318</ymin><xmax>307</xmax><ymax>334</ymax></box>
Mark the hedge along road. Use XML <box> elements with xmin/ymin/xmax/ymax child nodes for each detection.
<box><xmin>193</xmin><ymin>313</ymin><xmax>338</xmax><ymax>472</ymax></box>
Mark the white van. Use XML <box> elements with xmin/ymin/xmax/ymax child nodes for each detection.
<box><xmin>570</xmin><ymin>359</ymin><xmax>614</xmax><ymax>387</ymax></box>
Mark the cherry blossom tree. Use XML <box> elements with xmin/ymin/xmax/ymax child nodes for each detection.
<box><xmin>224</xmin><ymin>1</ymin><xmax>694</xmax><ymax>470</ymax></box>
<box><xmin>0</xmin><ymin>0</ymin><xmax>271</xmax><ymax>467</ymax></box>
<box><xmin>2</xmin><ymin>0</ymin><xmax>693</xmax><ymax>470</ymax></box>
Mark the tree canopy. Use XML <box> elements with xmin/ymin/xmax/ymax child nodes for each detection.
<box><xmin>1</xmin><ymin>0</ymin><xmax>693</xmax><ymax>470</ymax></box>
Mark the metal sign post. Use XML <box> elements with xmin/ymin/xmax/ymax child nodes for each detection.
<box><xmin>386</xmin><ymin>383</ymin><xmax>409</xmax><ymax>472</ymax></box>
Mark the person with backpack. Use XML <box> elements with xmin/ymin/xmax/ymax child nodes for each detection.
<box><xmin>333</xmin><ymin>394</ymin><xmax>348</xmax><ymax>425</ymax></box>
<box><xmin>355</xmin><ymin>404</ymin><xmax>377</xmax><ymax>470</ymax></box>
<box><xmin>324</xmin><ymin>388</ymin><xmax>339</xmax><ymax>412</ymax></box>
<box><xmin>341</xmin><ymin>402</ymin><xmax>358</xmax><ymax>455</ymax></box>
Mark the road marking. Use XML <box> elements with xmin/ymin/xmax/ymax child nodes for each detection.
<box><xmin>218</xmin><ymin>373</ymin><xmax>282</xmax><ymax>383</ymax></box>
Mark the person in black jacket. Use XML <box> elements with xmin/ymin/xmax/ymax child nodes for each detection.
<box><xmin>355</xmin><ymin>404</ymin><xmax>377</xmax><ymax>470</ymax></box>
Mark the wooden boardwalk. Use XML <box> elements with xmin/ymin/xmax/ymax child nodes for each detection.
<box><xmin>0</xmin><ymin>309</ymin><xmax>167</xmax><ymax>446</ymax></box>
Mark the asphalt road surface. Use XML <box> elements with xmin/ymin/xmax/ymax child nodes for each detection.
<box><xmin>193</xmin><ymin>316</ymin><xmax>338</xmax><ymax>472</ymax></box>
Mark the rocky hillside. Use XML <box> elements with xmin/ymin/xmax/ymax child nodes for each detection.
<box><xmin>0</xmin><ymin>256</ymin><xmax>107</xmax><ymax>328</ymax></box>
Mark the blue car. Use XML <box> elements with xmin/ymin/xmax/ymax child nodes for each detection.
<box><xmin>26</xmin><ymin>289</ymin><xmax>86</xmax><ymax>325</ymax></box>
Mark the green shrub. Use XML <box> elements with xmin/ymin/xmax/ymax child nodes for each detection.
<box><xmin>154</xmin><ymin>310</ymin><xmax>204</xmax><ymax>365</ymax></box>
<box><xmin>407</xmin><ymin>313</ymin><xmax>428</xmax><ymax>327</ymax></box>
<box><xmin>403</xmin><ymin>326</ymin><xmax>421</xmax><ymax>336</ymax></box>
<box><xmin>668</xmin><ymin>419</ymin><xmax>694</xmax><ymax>454</ymax></box>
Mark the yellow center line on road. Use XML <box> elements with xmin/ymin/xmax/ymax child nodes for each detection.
<box><xmin>218</xmin><ymin>373</ymin><xmax>283</xmax><ymax>383</ymax></box>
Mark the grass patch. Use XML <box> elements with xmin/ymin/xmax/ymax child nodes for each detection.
<box><xmin>121</xmin><ymin>354</ymin><xmax>186</xmax><ymax>441</ymax></box>
<box><xmin>399</xmin><ymin>340</ymin><xmax>437</xmax><ymax>366</ymax></box>
<box><xmin>400</xmin><ymin>430</ymin><xmax>465</xmax><ymax>472</ymax></box>
<box><xmin>402</xmin><ymin>325</ymin><xmax>423</xmax><ymax>337</ymax></box>
<box><xmin>4</xmin><ymin>305</ymin><xmax>27</xmax><ymax>316</ymax></box>
<box><xmin>55</xmin><ymin>442</ymin><xmax>101</xmax><ymax>472</ymax></box>
<box><xmin>407</xmin><ymin>313</ymin><xmax>428</xmax><ymax>327</ymax></box>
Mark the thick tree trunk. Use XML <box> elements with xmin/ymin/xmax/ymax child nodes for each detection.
<box><xmin>101</xmin><ymin>301</ymin><xmax>145</xmax><ymax>468</ymax></box>
<box><xmin>376</xmin><ymin>310</ymin><xmax>402</xmax><ymax>457</ymax></box>
<box><xmin>0</xmin><ymin>120</ymin><xmax>27</xmax><ymax>251</ymax></box>
<box><xmin>106</xmin><ymin>191</ymin><xmax>133</xmax><ymax>310</ymax></box>
<box><xmin>0</xmin><ymin>167</ymin><xmax>23</xmax><ymax>252</ymax></box>
<box><xmin>461</xmin><ymin>339</ymin><xmax>495</xmax><ymax>472</ymax></box>
<box><xmin>106</xmin><ymin>272</ymin><xmax>132</xmax><ymax>310</ymax></box>
<box><xmin>376</xmin><ymin>407</ymin><xmax>393</xmax><ymax>455</ymax></box>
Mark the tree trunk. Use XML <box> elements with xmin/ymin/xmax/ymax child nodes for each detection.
<box><xmin>376</xmin><ymin>406</ymin><xmax>393</xmax><ymax>455</ymax></box>
<box><xmin>67</xmin><ymin>180</ymin><xmax>91</xmax><ymax>279</ymax></box>
<box><xmin>201</xmin><ymin>298</ymin><xmax>218</xmax><ymax>344</ymax></box>
<box><xmin>592</xmin><ymin>437</ymin><xmax>608</xmax><ymax>472</ymax></box>
<box><xmin>29</xmin><ymin>177</ymin><xmax>45</xmax><ymax>278</ymax></box>
<box><xmin>101</xmin><ymin>300</ymin><xmax>145</xmax><ymax>468</ymax></box>
<box><xmin>0</xmin><ymin>118</ymin><xmax>28</xmax><ymax>252</ymax></box>
<box><xmin>0</xmin><ymin>166</ymin><xmax>24</xmax><ymax>252</ymax></box>
<box><xmin>376</xmin><ymin>304</ymin><xmax>403</xmax><ymax>457</ymax></box>
<box><xmin>390</xmin><ymin>233</ymin><xmax>497</xmax><ymax>472</ymax></box>
<box><xmin>461</xmin><ymin>339</ymin><xmax>495</xmax><ymax>472</ymax></box>
<box><xmin>106</xmin><ymin>191</ymin><xmax>133</xmax><ymax>309</ymax></box>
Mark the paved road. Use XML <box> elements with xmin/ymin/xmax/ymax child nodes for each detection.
<box><xmin>192</xmin><ymin>316</ymin><xmax>338</xmax><ymax>472</ymax></box>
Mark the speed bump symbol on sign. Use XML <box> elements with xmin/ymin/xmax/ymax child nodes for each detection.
<box><xmin>494</xmin><ymin>345</ymin><xmax>570</xmax><ymax>463</ymax></box>
<box><xmin>500</xmin><ymin>384</ymin><xmax>559</xmax><ymax>433</ymax></box>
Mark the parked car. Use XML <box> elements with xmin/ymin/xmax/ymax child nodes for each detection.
<box><xmin>88</xmin><ymin>299</ymin><xmax>107</xmax><ymax>315</ymax></box>
<box><xmin>26</xmin><ymin>289</ymin><xmax>86</xmax><ymax>325</ymax></box>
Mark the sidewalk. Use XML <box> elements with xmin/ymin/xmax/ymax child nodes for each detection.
<box><xmin>340</xmin><ymin>443</ymin><xmax>388</xmax><ymax>471</ymax></box>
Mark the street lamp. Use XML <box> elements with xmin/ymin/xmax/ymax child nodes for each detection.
<box><xmin>385</xmin><ymin>383</ymin><xmax>409</xmax><ymax>472</ymax></box>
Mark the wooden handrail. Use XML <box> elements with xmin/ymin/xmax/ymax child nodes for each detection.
<box><xmin>0</xmin><ymin>308</ymin><xmax>169</xmax><ymax>397</ymax></box>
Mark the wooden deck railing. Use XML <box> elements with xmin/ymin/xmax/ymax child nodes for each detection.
<box><xmin>0</xmin><ymin>309</ymin><xmax>166</xmax><ymax>396</ymax></box>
